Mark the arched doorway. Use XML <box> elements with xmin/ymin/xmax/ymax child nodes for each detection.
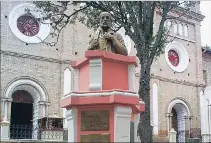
<box><xmin>3</xmin><ymin>77</ymin><xmax>48</xmax><ymax>140</ymax></box>
<box><xmin>170</xmin><ymin>103</ymin><xmax>189</xmax><ymax>142</ymax></box>
<box><xmin>10</xmin><ymin>90</ymin><xmax>33</xmax><ymax>139</ymax></box>
<box><xmin>168</xmin><ymin>99</ymin><xmax>191</xmax><ymax>142</ymax></box>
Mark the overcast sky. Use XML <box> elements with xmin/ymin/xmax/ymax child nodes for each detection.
<box><xmin>200</xmin><ymin>1</ymin><xmax>211</xmax><ymax>47</ymax></box>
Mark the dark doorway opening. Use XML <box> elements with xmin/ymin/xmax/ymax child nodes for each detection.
<box><xmin>10</xmin><ymin>90</ymin><xmax>33</xmax><ymax>139</ymax></box>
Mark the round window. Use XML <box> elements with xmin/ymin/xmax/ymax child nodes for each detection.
<box><xmin>165</xmin><ymin>41</ymin><xmax>189</xmax><ymax>72</ymax></box>
<box><xmin>9</xmin><ymin>3</ymin><xmax>50</xmax><ymax>43</ymax></box>
<box><xmin>168</xmin><ymin>50</ymin><xmax>179</xmax><ymax>66</ymax></box>
<box><xmin>17</xmin><ymin>15</ymin><xmax>40</xmax><ymax>37</ymax></box>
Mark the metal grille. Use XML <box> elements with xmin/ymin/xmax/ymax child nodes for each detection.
<box><xmin>202</xmin><ymin>134</ymin><xmax>211</xmax><ymax>142</ymax></box>
<box><xmin>10</xmin><ymin>124</ymin><xmax>33</xmax><ymax>139</ymax></box>
<box><xmin>10</xmin><ymin>124</ymin><xmax>68</xmax><ymax>141</ymax></box>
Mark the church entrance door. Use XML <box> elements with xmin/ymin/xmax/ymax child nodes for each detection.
<box><xmin>10</xmin><ymin>90</ymin><xmax>33</xmax><ymax>139</ymax></box>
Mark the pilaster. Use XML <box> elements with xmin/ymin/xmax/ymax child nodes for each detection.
<box><xmin>66</xmin><ymin>108</ymin><xmax>78</xmax><ymax>142</ymax></box>
<box><xmin>114</xmin><ymin>106</ymin><xmax>132</xmax><ymax>142</ymax></box>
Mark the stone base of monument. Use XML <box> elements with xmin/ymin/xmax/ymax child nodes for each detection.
<box><xmin>60</xmin><ymin>50</ymin><xmax>145</xmax><ymax>142</ymax></box>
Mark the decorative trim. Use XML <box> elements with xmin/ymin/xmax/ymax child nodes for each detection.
<box><xmin>114</xmin><ymin>106</ymin><xmax>132</xmax><ymax>142</ymax></box>
<box><xmin>72</xmin><ymin>50</ymin><xmax>137</xmax><ymax>68</ymax></box>
<box><xmin>150</xmin><ymin>74</ymin><xmax>205</xmax><ymax>88</ymax></box>
<box><xmin>168</xmin><ymin>34</ymin><xmax>195</xmax><ymax>43</ymax></box>
<box><xmin>128</xmin><ymin>65</ymin><xmax>135</xmax><ymax>92</ymax></box>
<box><xmin>89</xmin><ymin>59</ymin><xmax>102</xmax><ymax>91</ymax></box>
<box><xmin>165</xmin><ymin>41</ymin><xmax>189</xmax><ymax>72</ymax></box>
<box><xmin>4</xmin><ymin>77</ymin><xmax>48</xmax><ymax>101</ymax></box>
<box><xmin>61</xmin><ymin>95</ymin><xmax>144</xmax><ymax>113</ymax></box>
<box><xmin>73</xmin><ymin>69</ymin><xmax>79</xmax><ymax>91</ymax></box>
<box><xmin>172</xmin><ymin>6</ymin><xmax>205</xmax><ymax>22</ymax></box>
<box><xmin>66</xmin><ymin>108</ymin><xmax>78</xmax><ymax>142</ymax></box>
<box><xmin>8</xmin><ymin>3</ymin><xmax>50</xmax><ymax>43</ymax></box>
<box><xmin>135</xmin><ymin>73</ymin><xmax>205</xmax><ymax>88</ymax></box>
<box><xmin>62</xmin><ymin>90</ymin><xmax>139</xmax><ymax>99</ymax></box>
<box><xmin>1</xmin><ymin>50</ymin><xmax>72</xmax><ymax>64</ymax></box>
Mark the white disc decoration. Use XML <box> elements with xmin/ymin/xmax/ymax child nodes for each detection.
<box><xmin>9</xmin><ymin>3</ymin><xmax>50</xmax><ymax>43</ymax></box>
<box><xmin>117</xmin><ymin>27</ymin><xmax>132</xmax><ymax>54</ymax></box>
<box><xmin>165</xmin><ymin>41</ymin><xmax>189</xmax><ymax>72</ymax></box>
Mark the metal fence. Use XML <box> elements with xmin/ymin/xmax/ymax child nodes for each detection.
<box><xmin>10</xmin><ymin>124</ymin><xmax>68</xmax><ymax>142</ymax></box>
<box><xmin>202</xmin><ymin>134</ymin><xmax>211</xmax><ymax>142</ymax></box>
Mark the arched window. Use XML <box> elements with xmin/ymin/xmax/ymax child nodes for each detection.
<box><xmin>165</xmin><ymin>20</ymin><xmax>172</xmax><ymax>31</ymax></box>
<box><xmin>178</xmin><ymin>23</ymin><xmax>183</xmax><ymax>36</ymax></box>
<box><xmin>184</xmin><ymin>24</ymin><xmax>188</xmax><ymax>37</ymax></box>
<box><xmin>173</xmin><ymin>22</ymin><xmax>178</xmax><ymax>34</ymax></box>
<box><xmin>63</xmin><ymin>68</ymin><xmax>72</xmax><ymax>95</ymax></box>
<box><xmin>63</xmin><ymin>68</ymin><xmax>72</xmax><ymax>129</ymax></box>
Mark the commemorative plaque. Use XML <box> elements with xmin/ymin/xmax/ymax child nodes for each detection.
<box><xmin>81</xmin><ymin>134</ymin><xmax>110</xmax><ymax>142</ymax></box>
<box><xmin>81</xmin><ymin>110</ymin><xmax>109</xmax><ymax>131</ymax></box>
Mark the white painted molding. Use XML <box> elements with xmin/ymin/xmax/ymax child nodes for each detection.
<box><xmin>8</xmin><ymin>3</ymin><xmax>50</xmax><ymax>43</ymax></box>
<box><xmin>167</xmin><ymin>98</ymin><xmax>190</xmax><ymax>135</ymax></box>
<box><xmin>66</xmin><ymin>108</ymin><xmax>78</xmax><ymax>142</ymax></box>
<box><xmin>167</xmin><ymin>99</ymin><xmax>190</xmax><ymax>115</ymax></box>
<box><xmin>152</xmin><ymin>83</ymin><xmax>158</xmax><ymax>135</ymax></box>
<box><xmin>62</xmin><ymin>90</ymin><xmax>139</xmax><ymax>100</ymax></box>
<box><xmin>89</xmin><ymin>59</ymin><xmax>102</xmax><ymax>91</ymax></box>
<box><xmin>73</xmin><ymin>69</ymin><xmax>79</xmax><ymax>91</ymax></box>
<box><xmin>114</xmin><ymin>106</ymin><xmax>132</xmax><ymax>142</ymax></box>
<box><xmin>165</xmin><ymin>41</ymin><xmax>189</xmax><ymax>72</ymax></box>
<box><xmin>128</xmin><ymin>65</ymin><xmax>135</xmax><ymax>92</ymax></box>
<box><xmin>63</xmin><ymin>68</ymin><xmax>72</xmax><ymax>128</ymax></box>
<box><xmin>4</xmin><ymin>78</ymin><xmax>47</xmax><ymax>101</ymax></box>
<box><xmin>201</xmin><ymin>87</ymin><xmax>211</xmax><ymax>135</ymax></box>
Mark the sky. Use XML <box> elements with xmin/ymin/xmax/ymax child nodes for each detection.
<box><xmin>200</xmin><ymin>1</ymin><xmax>211</xmax><ymax>47</ymax></box>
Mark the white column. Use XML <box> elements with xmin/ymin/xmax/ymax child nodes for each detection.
<box><xmin>114</xmin><ymin>106</ymin><xmax>132</xmax><ymax>142</ymax></box>
<box><xmin>42</xmin><ymin>104</ymin><xmax>46</xmax><ymax>117</ymax></box>
<box><xmin>200</xmin><ymin>90</ymin><xmax>206</xmax><ymax>135</ymax></box>
<box><xmin>89</xmin><ymin>59</ymin><xmax>102</xmax><ymax>90</ymax></box>
<box><xmin>7</xmin><ymin>99</ymin><xmax>12</xmax><ymax>122</ymax></box>
<box><xmin>1</xmin><ymin>99</ymin><xmax>10</xmax><ymax>141</ymax></box>
<box><xmin>39</xmin><ymin>103</ymin><xmax>43</xmax><ymax>119</ymax></box>
<box><xmin>66</xmin><ymin>108</ymin><xmax>78</xmax><ymax>142</ymax></box>
<box><xmin>1</xmin><ymin>99</ymin><xmax>5</xmax><ymax>120</ymax></box>
<box><xmin>152</xmin><ymin>83</ymin><xmax>158</xmax><ymax>135</ymax></box>
<box><xmin>3</xmin><ymin>100</ymin><xmax>8</xmax><ymax>121</ymax></box>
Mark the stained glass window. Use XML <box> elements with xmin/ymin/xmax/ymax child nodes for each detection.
<box><xmin>17</xmin><ymin>15</ymin><xmax>39</xmax><ymax>37</ymax></box>
<box><xmin>168</xmin><ymin>50</ymin><xmax>179</xmax><ymax>66</ymax></box>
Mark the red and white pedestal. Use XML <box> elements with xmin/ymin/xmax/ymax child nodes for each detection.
<box><xmin>60</xmin><ymin>50</ymin><xmax>145</xmax><ymax>142</ymax></box>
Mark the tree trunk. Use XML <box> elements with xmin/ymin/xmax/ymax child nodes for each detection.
<box><xmin>138</xmin><ymin>58</ymin><xmax>152</xmax><ymax>142</ymax></box>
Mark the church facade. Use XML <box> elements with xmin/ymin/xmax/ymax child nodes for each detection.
<box><xmin>0</xmin><ymin>1</ymin><xmax>208</xmax><ymax>142</ymax></box>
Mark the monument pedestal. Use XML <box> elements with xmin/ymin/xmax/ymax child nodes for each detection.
<box><xmin>61</xmin><ymin>51</ymin><xmax>145</xmax><ymax>142</ymax></box>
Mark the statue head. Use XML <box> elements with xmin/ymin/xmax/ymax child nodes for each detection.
<box><xmin>99</xmin><ymin>12</ymin><xmax>112</xmax><ymax>31</ymax></box>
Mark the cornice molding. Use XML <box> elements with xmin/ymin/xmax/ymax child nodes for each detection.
<box><xmin>0</xmin><ymin>50</ymin><xmax>72</xmax><ymax>64</ymax></box>
<box><xmin>172</xmin><ymin>7</ymin><xmax>205</xmax><ymax>22</ymax></box>
<box><xmin>156</xmin><ymin>6</ymin><xmax>205</xmax><ymax>22</ymax></box>
<box><xmin>135</xmin><ymin>73</ymin><xmax>205</xmax><ymax>88</ymax></box>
